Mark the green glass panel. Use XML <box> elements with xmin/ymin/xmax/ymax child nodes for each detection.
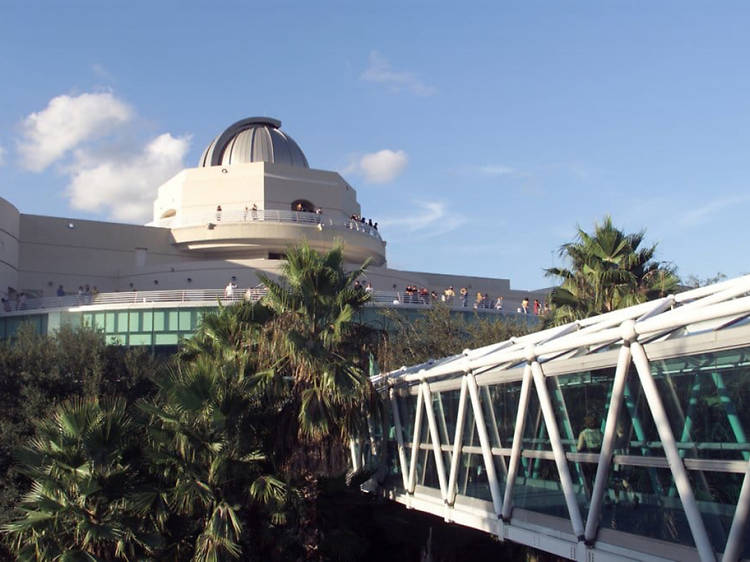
<box><xmin>94</xmin><ymin>312</ymin><xmax>105</xmax><ymax>330</ymax></box>
<box><xmin>179</xmin><ymin>310</ymin><xmax>192</xmax><ymax>331</ymax></box>
<box><xmin>142</xmin><ymin>311</ymin><xmax>152</xmax><ymax>332</ymax></box>
<box><xmin>168</xmin><ymin>311</ymin><xmax>178</xmax><ymax>331</ymax></box>
<box><xmin>128</xmin><ymin>334</ymin><xmax>152</xmax><ymax>346</ymax></box>
<box><xmin>155</xmin><ymin>333</ymin><xmax>178</xmax><ymax>345</ymax></box>
<box><xmin>117</xmin><ymin>312</ymin><xmax>128</xmax><ymax>332</ymax></box>
<box><xmin>153</xmin><ymin>311</ymin><xmax>165</xmax><ymax>331</ymax></box>
<box><xmin>82</xmin><ymin>313</ymin><xmax>92</xmax><ymax>328</ymax></box>
<box><xmin>105</xmin><ymin>312</ymin><xmax>115</xmax><ymax>333</ymax></box>
<box><xmin>129</xmin><ymin>312</ymin><xmax>140</xmax><ymax>332</ymax></box>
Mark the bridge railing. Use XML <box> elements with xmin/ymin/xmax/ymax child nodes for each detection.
<box><xmin>362</xmin><ymin>274</ymin><xmax>750</xmax><ymax>562</ymax></box>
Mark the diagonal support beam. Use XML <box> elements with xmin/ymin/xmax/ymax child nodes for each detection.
<box><xmin>585</xmin><ymin>342</ymin><xmax>632</xmax><ymax>543</ymax></box>
<box><xmin>631</xmin><ymin>341</ymin><xmax>716</xmax><ymax>562</ymax></box>
<box><xmin>408</xmin><ymin>385</ymin><xmax>424</xmax><ymax>494</ymax></box>
<box><xmin>467</xmin><ymin>372</ymin><xmax>503</xmax><ymax>515</ymax></box>
<box><xmin>421</xmin><ymin>382</ymin><xmax>449</xmax><ymax>500</ymax></box>
<box><xmin>502</xmin><ymin>363</ymin><xmax>533</xmax><ymax>521</ymax></box>
<box><xmin>389</xmin><ymin>389</ymin><xmax>410</xmax><ymax>490</ymax></box>
<box><xmin>530</xmin><ymin>359</ymin><xmax>585</xmax><ymax>538</ymax></box>
<box><xmin>722</xmin><ymin>460</ymin><xmax>750</xmax><ymax>562</ymax></box>
<box><xmin>447</xmin><ymin>377</ymin><xmax>469</xmax><ymax>505</ymax></box>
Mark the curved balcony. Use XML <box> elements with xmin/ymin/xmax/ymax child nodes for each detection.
<box><xmin>165</xmin><ymin>209</ymin><xmax>386</xmax><ymax>265</ymax></box>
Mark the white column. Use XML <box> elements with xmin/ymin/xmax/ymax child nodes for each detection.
<box><xmin>584</xmin><ymin>341</ymin><xmax>632</xmax><ymax>543</ymax></box>
<box><xmin>408</xmin><ymin>386</ymin><xmax>425</xmax><ymax>493</ymax></box>
<box><xmin>502</xmin><ymin>363</ymin><xmax>533</xmax><ymax>521</ymax></box>
<box><xmin>421</xmin><ymin>382</ymin><xmax>449</xmax><ymax>500</ymax></box>
<box><xmin>389</xmin><ymin>389</ymin><xmax>410</xmax><ymax>490</ymax></box>
<box><xmin>467</xmin><ymin>372</ymin><xmax>503</xmax><ymax>515</ymax></box>
<box><xmin>447</xmin><ymin>377</ymin><xmax>469</xmax><ymax>505</ymax></box>
<box><xmin>530</xmin><ymin>359</ymin><xmax>585</xmax><ymax>538</ymax></box>
<box><xmin>631</xmin><ymin>341</ymin><xmax>716</xmax><ymax>562</ymax></box>
<box><xmin>722</xmin><ymin>461</ymin><xmax>750</xmax><ymax>562</ymax></box>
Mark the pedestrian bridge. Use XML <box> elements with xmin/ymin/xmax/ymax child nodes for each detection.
<box><xmin>361</xmin><ymin>276</ymin><xmax>750</xmax><ymax>562</ymax></box>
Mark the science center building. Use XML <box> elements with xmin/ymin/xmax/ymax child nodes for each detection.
<box><xmin>0</xmin><ymin>117</ymin><xmax>543</xmax><ymax>345</ymax></box>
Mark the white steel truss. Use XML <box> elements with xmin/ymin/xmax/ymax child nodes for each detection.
<box><xmin>369</xmin><ymin>275</ymin><xmax>750</xmax><ymax>562</ymax></box>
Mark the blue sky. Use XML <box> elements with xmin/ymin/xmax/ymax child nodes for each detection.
<box><xmin>1</xmin><ymin>1</ymin><xmax>749</xmax><ymax>290</ymax></box>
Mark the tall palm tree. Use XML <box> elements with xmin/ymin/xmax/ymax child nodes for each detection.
<box><xmin>138</xmin><ymin>357</ymin><xmax>288</xmax><ymax>561</ymax></box>
<box><xmin>546</xmin><ymin>216</ymin><xmax>679</xmax><ymax>324</ymax></box>
<box><xmin>259</xmin><ymin>243</ymin><xmax>377</xmax><ymax>458</ymax></box>
<box><xmin>3</xmin><ymin>397</ymin><xmax>158</xmax><ymax>561</ymax></box>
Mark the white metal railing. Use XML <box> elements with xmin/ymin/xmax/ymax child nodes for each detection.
<box><xmin>1</xmin><ymin>288</ymin><xmax>533</xmax><ymax>317</ymax></box>
<box><xmin>154</xmin><ymin>209</ymin><xmax>383</xmax><ymax>241</ymax></box>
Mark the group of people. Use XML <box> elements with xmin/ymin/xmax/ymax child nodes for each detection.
<box><xmin>1</xmin><ymin>292</ymin><xmax>26</xmax><ymax>312</ymax></box>
<box><xmin>349</xmin><ymin>214</ymin><xmax>378</xmax><ymax>230</ymax></box>
<box><xmin>519</xmin><ymin>297</ymin><xmax>549</xmax><ymax>315</ymax></box>
<box><xmin>441</xmin><ymin>286</ymin><xmax>505</xmax><ymax>310</ymax></box>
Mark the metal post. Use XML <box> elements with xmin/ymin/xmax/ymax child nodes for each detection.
<box><xmin>530</xmin><ymin>360</ymin><xmax>585</xmax><ymax>538</ymax></box>
<box><xmin>408</xmin><ymin>387</ymin><xmax>424</xmax><ymax>493</ymax></box>
<box><xmin>467</xmin><ymin>373</ymin><xmax>503</xmax><ymax>515</ymax></box>
<box><xmin>721</xmin><ymin>461</ymin><xmax>750</xmax><ymax>562</ymax></box>
<box><xmin>502</xmin><ymin>363</ymin><xmax>533</xmax><ymax>521</ymax></box>
<box><xmin>421</xmin><ymin>383</ymin><xmax>449</xmax><ymax>500</ymax></box>
<box><xmin>389</xmin><ymin>389</ymin><xmax>409</xmax><ymax>490</ymax></box>
<box><xmin>447</xmin><ymin>377</ymin><xmax>468</xmax><ymax>505</ymax></box>
<box><xmin>631</xmin><ymin>342</ymin><xmax>716</xmax><ymax>562</ymax></box>
<box><xmin>585</xmin><ymin>343</ymin><xmax>632</xmax><ymax>543</ymax></box>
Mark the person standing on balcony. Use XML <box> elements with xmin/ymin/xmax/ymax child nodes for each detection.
<box><xmin>251</xmin><ymin>203</ymin><xmax>258</xmax><ymax>220</ymax></box>
<box><xmin>521</xmin><ymin>296</ymin><xmax>529</xmax><ymax>314</ymax></box>
<box><xmin>224</xmin><ymin>280</ymin><xmax>234</xmax><ymax>299</ymax></box>
<box><xmin>495</xmin><ymin>296</ymin><xmax>504</xmax><ymax>310</ymax></box>
<box><xmin>243</xmin><ymin>206</ymin><xmax>249</xmax><ymax>221</ymax></box>
<box><xmin>56</xmin><ymin>285</ymin><xmax>65</xmax><ymax>297</ymax></box>
<box><xmin>216</xmin><ymin>205</ymin><xmax>222</xmax><ymax>222</ymax></box>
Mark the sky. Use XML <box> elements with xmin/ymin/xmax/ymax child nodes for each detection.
<box><xmin>1</xmin><ymin>1</ymin><xmax>749</xmax><ymax>291</ymax></box>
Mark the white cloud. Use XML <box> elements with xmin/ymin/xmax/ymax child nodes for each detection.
<box><xmin>678</xmin><ymin>194</ymin><xmax>750</xmax><ymax>228</ymax></box>
<box><xmin>345</xmin><ymin>149</ymin><xmax>408</xmax><ymax>184</ymax></box>
<box><xmin>361</xmin><ymin>51</ymin><xmax>436</xmax><ymax>96</ymax></box>
<box><xmin>18</xmin><ymin>92</ymin><xmax>132</xmax><ymax>171</ymax></box>
<box><xmin>379</xmin><ymin>201</ymin><xmax>466</xmax><ymax>239</ymax></box>
<box><xmin>478</xmin><ymin>164</ymin><xmax>515</xmax><ymax>176</ymax></box>
<box><xmin>67</xmin><ymin>133</ymin><xmax>191</xmax><ymax>222</ymax></box>
<box><xmin>0</xmin><ymin>145</ymin><xmax>5</xmax><ymax>167</ymax></box>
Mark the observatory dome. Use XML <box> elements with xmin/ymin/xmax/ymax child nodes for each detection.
<box><xmin>198</xmin><ymin>117</ymin><xmax>309</xmax><ymax>168</ymax></box>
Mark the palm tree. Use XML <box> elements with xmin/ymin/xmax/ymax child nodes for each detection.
<box><xmin>546</xmin><ymin>216</ymin><xmax>679</xmax><ymax>324</ymax></box>
<box><xmin>258</xmin><ymin>243</ymin><xmax>378</xmax><ymax>468</ymax></box>
<box><xmin>3</xmin><ymin>397</ymin><xmax>158</xmax><ymax>561</ymax></box>
<box><xmin>138</xmin><ymin>357</ymin><xmax>288</xmax><ymax>561</ymax></box>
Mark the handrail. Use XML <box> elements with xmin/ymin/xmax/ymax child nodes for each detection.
<box><xmin>1</xmin><ymin>288</ymin><xmax>532</xmax><ymax>316</ymax></box>
<box><xmin>154</xmin><ymin>209</ymin><xmax>384</xmax><ymax>240</ymax></box>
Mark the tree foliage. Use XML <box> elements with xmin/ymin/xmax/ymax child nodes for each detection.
<box><xmin>545</xmin><ymin>216</ymin><xmax>679</xmax><ymax>324</ymax></box>
<box><xmin>376</xmin><ymin>304</ymin><xmax>533</xmax><ymax>372</ymax></box>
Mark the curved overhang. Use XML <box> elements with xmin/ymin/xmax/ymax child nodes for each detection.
<box><xmin>169</xmin><ymin>221</ymin><xmax>386</xmax><ymax>266</ymax></box>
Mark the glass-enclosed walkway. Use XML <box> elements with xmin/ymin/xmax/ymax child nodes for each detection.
<box><xmin>365</xmin><ymin>276</ymin><xmax>750</xmax><ymax>562</ymax></box>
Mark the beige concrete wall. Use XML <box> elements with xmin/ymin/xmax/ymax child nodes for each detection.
<box><xmin>262</xmin><ymin>163</ymin><xmax>360</xmax><ymax>216</ymax></box>
<box><xmin>17</xmin><ymin>215</ymin><xmax>198</xmax><ymax>295</ymax></box>
<box><xmin>0</xmin><ymin>198</ymin><xmax>20</xmax><ymax>296</ymax></box>
<box><xmin>152</xmin><ymin>162</ymin><xmax>361</xmax><ymax>227</ymax></box>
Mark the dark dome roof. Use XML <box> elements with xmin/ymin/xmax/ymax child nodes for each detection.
<box><xmin>199</xmin><ymin>117</ymin><xmax>309</xmax><ymax>168</ymax></box>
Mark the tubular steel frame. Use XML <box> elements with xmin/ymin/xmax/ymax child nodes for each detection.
<box><xmin>371</xmin><ymin>275</ymin><xmax>750</xmax><ymax>562</ymax></box>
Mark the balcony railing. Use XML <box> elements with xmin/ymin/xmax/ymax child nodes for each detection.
<box><xmin>1</xmin><ymin>288</ymin><xmax>529</xmax><ymax>317</ymax></box>
<box><xmin>157</xmin><ymin>209</ymin><xmax>383</xmax><ymax>241</ymax></box>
